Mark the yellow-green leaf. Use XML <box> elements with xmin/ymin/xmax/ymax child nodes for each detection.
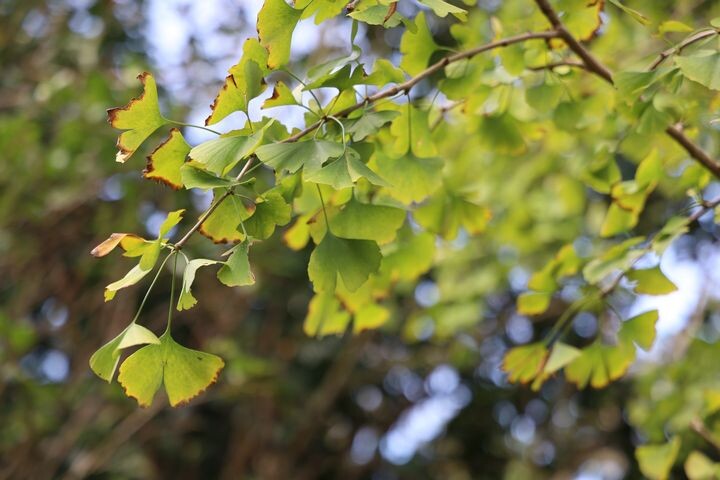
<box><xmin>502</xmin><ymin>342</ymin><xmax>548</xmax><ymax>384</ymax></box>
<box><xmin>636</xmin><ymin>437</ymin><xmax>681</xmax><ymax>480</ymax></box>
<box><xmin>626</xmin><ymin>266</ymin><xmax>677</xmax><ymax>295</ymax></box>
<box><xmin>107</xmin><ymin>72</ymin><xmax>167</xmax><ymax>163</ymax></box>
<box><xmin>308</xmin><ymin>232</ymin><xmax>382</xmax><ymax>293</ymax></box>
<box><xmin>257</xmin><ymin>0</ymin><xmax>302</xmax><ymax>69</ymax></box>
<box><xmin>177</xmin><ymin>259</ymin><xmax>219</xmax><ymax>311</ymax></box>
<box><xmin>143</xmin><ymin>128</ymin><xmax>190</xmax><ymax>189</ymax></box>
<box><xmin>89</xmin><ymin>323</ymin><xmax>160</xmax><ymax>382</ymax></box>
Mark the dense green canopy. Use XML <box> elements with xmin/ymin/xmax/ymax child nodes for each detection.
<box><xmin>3</xmin><ymin>1</ymin><xmax>720</xmax><ymax>478</ymax></box>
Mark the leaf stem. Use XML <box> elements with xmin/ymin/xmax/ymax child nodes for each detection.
<box><xmin>166</xmin><ymin>119</ymin><xmax>222</xmax><ymax>136</ymax></box>
<box><xmin>131</xmin><ymin>252</ymin><xmax>174</xmax><ymax>324</ymax></box>
<box><xmin>316</xmin><ymin>184</ymin><xmax>331</xmax><ymax>234</ymax></box>
<box><xmin>166</xmin><ymin>252</ymin><xmax>179</xmax><ymax>332</ymax></box>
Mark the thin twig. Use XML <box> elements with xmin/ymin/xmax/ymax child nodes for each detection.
<box><xmin>648</xmin><ymin>29</ymin><xmax>718</xmax><ymax>71</ymax></box>
<box><xmin>691</xmin><ymin>418</ymin><xmax>720</xmax><ymax>455</ymax></box>
<box><xmin>532</xmin><ymin>0</ymin><xmax>720</xmax><ymax>180</ymax></box>
<box><xmin>172</xmin><ymin>30</ymin><xmax>560</xmax><ymax>249</ymax></box>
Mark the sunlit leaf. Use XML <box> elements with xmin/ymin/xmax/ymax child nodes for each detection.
<box><xmin>89</xmin><ymin>323</ymin><xmax>160</xmax><ymax>382</ymax></box>
<box><xmin>626</xmin><ymin>266</ymin><xmax>677</xmax><ymax>295</ymax></box>
<box><xmin>118</xmin><ymin>332</ymin><xmax>224</xmax><ymax>407</ymax></box>
<box><xmin>107</xmin><ymin>72</ymin><xmax>167</xmax><ymax>163</ymax></box>
<box><xmin>636</xmin><ymin>437</ymin><xmax>681</xmax><ymax>480</ymax></box>
<box><xmin>143</xmin><ymin>128</ymin><xmax>190</xmax><ymax>189</ymax></box>
<box><xmin>400</xmin><ymin>12</ymin><xmax>440</xmax><ymax>75</ymax></box>
<box><xmin>675</xmin><ymin>50</ymin><xmax>720</xmax><ymax>91</ymax></box>
<box><xmin>257</xmin><ymin>0</ymin><xmax>303</xmax><ymax>69</ymax></box>
<box><xmin>502</xmin><ymin>342</ymin><xmax>548</xmax><ymax>384</ymax></box>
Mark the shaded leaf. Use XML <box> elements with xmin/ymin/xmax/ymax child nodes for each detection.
<box><xmin>255</xmin><ymin>140</ymin><xmax>344</xmax><ymax>175</ymax></box>
<box><xmin>330</xmin><ymin>198</ymin><xmax>405</xmax><ymax>243</ymax></box>
<box><xmin>308</xmin><ymin>232</ymin><xmax>382</xmax><ymax>292</ymax></box>
<box><xmin>675</xmin><ymin>50</ymin><xmax>720</xmax><ymax>91</ymax></box>
<box><xmin>177</xmin><ymin>259</ymin><xmax>219</xmax><ymax>311</ymax></box>
<box><xmin>89</xmin><ymin>323</ymin><xmax>160</xmax><ymax>382</ymax></box>
<box><xmin>217</xmin><ymin>242</ymin><xmax>255</xmax><ymax>287</ymax></box>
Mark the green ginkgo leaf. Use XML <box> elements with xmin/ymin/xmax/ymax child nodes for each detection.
<box><xmin>143</xmin><ymin>128</ymin><xmax>190</xmax><ymax>189</ymax></box>
<box><xmin>329</xmin><ymin>198</ymin><xmax>405</xmax><ymax>244</ymax></box>
<box><xmin>257</xmin><ymin>0</ymin><xmax>303</xmax><ymax>69</ymax></box>
<box><xmin>374</xmin><ymin>151</ymin><xmax>443</xmax><ymax>205</ymax></box>
<box><xmin>305</xmin><ymin>148</ymin><xmax>389</xmax><ymax>189</ymax></box>
<box><xmin>417</xmin><ymin>0</ymin><xmax>467</xmax><ymax>20</ymax></box>
<box><xmin>564</xmin><ymin>340</ymin><xmax>636</xmax><ymax>389</ymax></box>
<box><xmin>177</xmin><ymin>259</ymin><xmax>219</xmax><ymax>311</ymax></box>
<box><xmin>255</xmin><ymin>140</ymin><xmax>344</xmax><ymax>175</ymax></box>
<box><xmin>346</xmin><ymin>110</ymin><xmax>400</xmax><ymax>141</ymax></box>
<box><xmin>308</xmin><ymin>232</ymin><xmax>382</xmax><ymax>293</ymax></box>
<box><xmin>180</xmin><ymin>164</ymin><xmax>236</xmax><ymax>190</ymax></box>
<box><xmin>517</xmin><ymin>291</ymin><xmax>552</xmax><ymax>315</ymax></box>
<box><xmin>261</xmin><ymin>81</ymin><xmax>300</xmax><ymax>109</ymax></box>
<box><xmin>618</xmin><ymin>310</ymin><xmax>659</xmax><ymax>351</ymax></box>
<box><xmin>89</xmin><ymin>323</ymin><xmax>160</xmax><ymax>382</ymax></box>
<box><xmin>118</xmin><ymin>332</ymin><xmax>224</xmax><ymax>407</ymax></box>
<box><xmin>206</xmin><ymin>38</ymin><xmax>269</xmax><ymax>125</ymax></box>
<box><xmin>303</xmin><ymin>292</ymin><xmax>352</xmax><ymax>336</ymax></box>
<box><xmin>107</xmin><ymin>72</ymin><xmax>168</xmax><ymax>163</ymax></box>
<box><xmin>400</xmin><ymin>12</ymin><xmax>440</xmax><ymax>75</ymax></box>
<box><xmin>199</xmin><ymin>194</ymin><xmax>252</xmax><ymax>244</ymax></box>
<box><xmin>675</xmin><ymin>50</ymin><xmax>720</xmax><ymax>91</ymax></box>
<box><xmin>243</xmin><ymin>191</ymin><xmax>292</xmax><ymax>240</ymax></box>
<box><xmin>190</xmin><ymin>122</ymin><xmax>272</xmax><ymax>176</ymax></box>
<box><xmin>217</xmin><ymin>242</ymin><xmax>255</xmax><ymax>287</ymax></box>
<box><xmin>626</xmin><ymin>266</ymin><xmax>677</xmax><ymax>295</ymax></box>
<box><xmin>636</xmin><ymin>437</ymin><xmax>681</xmax><ymax>480</ymax></box>
<box><xmin>296</xmin><ymin>0</ymin><xmax>345</xmax><ymax>24</ymax></box>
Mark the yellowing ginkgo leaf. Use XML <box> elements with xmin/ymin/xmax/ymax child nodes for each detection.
<box><xmin>107</xmin><ymin>72</ymin><xmax>167</xmax><ymax>163</ymax></box>
<box><xmin>118</xmin><ymin>332</ymin><xmax>224</xmax><ymax>407</ymax></box>
<box><xmin>564</xmin><ymin>340</ymin><xmax>636</xmax><ymax>389</ymax></box>
<box><xmin>206</xmin><ymin>38</ymin><xmax>269</xmax><ymax>125</ymax></box>
<box><xmin>626</xmin><ymin>266</ymin><xmax>677</xmax><ymax>295</ymax></box>
<box><xmin>89</xmin><ymin>323</ymin><xmax>160</xmax><ymax>382</ymax></box>
<box><xmin>400</xmin><ymin>12</ymin><xmax>440</xmax><ymax>76</ymax></box>
<box><xmin>257</xmin><ymin>0</ymin><xmax>303</xmax><ymax>69</ymax></box>
<box><xmin>502</xmin><ymin>342</ymin><xmax>548</xmax><ymax>384</ymax></box>
<box><xmin>91</xmin><ymin>233</ymin><xmax>145</xmax><ymax>257</ymax></box>
<box><xmin>199</xmin><ymin>194</ymin><xmax>252</xmax><ymax>244</ymax></box>
<box><xmin>304</xmin><ymin>292</ymin><xmax>352</xmax><ymax>337</ymax></box>
<box><xmin>636</xmin><ymin>437</ymin><xmax>681</xmax><ymax>480</ymax></box>
<box><xmin>143</xmin><ymin>128</ymin><xmax>190</xmax><ymax>189</ymax></box>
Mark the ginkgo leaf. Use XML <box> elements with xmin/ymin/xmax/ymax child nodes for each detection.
<box><xmin>180</xmin><ymin>164</ymin><xmax>236</xmax><ymax>190</ymax></box>
<box><xmin>206</xmin><ymin>38</ymin><xmax>269</xmax><ymax>125</ymax></box>
<box><xmin>379</xmin><ymin>230</ymin><xmax>435</xmax><ymax>282</ymax></box>
<box><xmin>118</xmin><ymin>332</ymin><xmax>224</xmax><ymax>407</ymax></box>
<box><xmin>303</xmin><ymin>292</ymin><xmax>352</xmax><ymax>336</ymax></box>
<box><xmin>104</xmin><ymin>264</ymin><xmax>153</xmax><ymax>301</ymax></box>
<box><xmin>177</xmin><ymin>259</ymin><xmax>219</xmax><ymax>311</ymax></box>
<box><xmin>199</xmin><ymin>194</ymin><xmax>252</xmax><ymax>243</ymax></box>
<box><xmin>365</xmin><ymin>58</ymin><xmax>406</xmax><ymax>86</ymax></box>
<box><xmin>296</xmin><ymin>0</ymin><xmax>345</xmax><ymax>24</ymax></box>
<box><xmin>390</xmin><ymin>103</ymin><xmax>437</xmax><ymax>157</ymax></box>
<box><xmin>243</xmin><ymin>191</ymin><xmax>292</xmax><ymax>239</ymax></box>
<box><xmin>400</xmin><ymin>12</ymin><xmax>440</xmax><ymax>75</ymax></box>
<box><xmin>417</xmin><ymin>0</ymin><xmax>467</xmax><ymax>20</ymax></box>
<box><xmin>189</xmin><ymin>122</ymin><xmax>271</xmax><ymax>175</ymax></box>
<box><xmin>564</xmin><ymin>340</ymin><xmax>636</xmax><ymax>389</ymax></box>
<box><xmin>329</xmin><ymin>198</ymin><xmax>405</xmax><ymax>244</ymax></box>
<box><xmin>304</xmin><ymin>64</ymin><xmax>369</xmax><ymax>91</ymax></box>
<box><xmin>89</xmin><ymin>323</ymin><xmax>160</xmax><ymax>382</ymax></box>
<box><xmin>353</xmin><ymin>303</ymin><xmax>390</xmax><ymax>333</ymax></box>
<box><xmin>530</xmin><ymin>342</ymin><xmax>582</xmax><ymax>390</ymax></box>
<box><xmin>517</xmin><ymin>291</ymin><xmax>552</xmax><ymax>315</ymax></box>
<box><xmin>636</xmin><ymin>437</ymin><xmax>681</xmax><ymax>480</ymax></box>
<box><xmin>308</xmin><ymin>232</ymin><xmax>382</xmax><ymax>293</ymax></box>
<box><xmin>143</xmin><ymin>128</ymin><xmax>190</xmax><ymax>189</ymax></box>
<box><xmin>374</xmin><ymin>151</ymin><xmax>443</xmax><ymax>205</ymax></box>
<box><xmin>582</xmin><ymin>237</ymin><xmax>645</xmax><ymax>284</ymax></box>
<box><xmin>257</xmin><ymin>0</ymin><xmax>302</xmax><ymax>69</ymax></box>
<box><xmin>618</xmin><ymin>310</ymin><xmax>659</xmax><ymax>351</ymax></box>
<box><xmin>675</xmin><ymin>50</ymin><xmax>720</xmax><ymax>91</ymax></box>
<box><xmin>306</xmin><ymin>148</ymin><xmax>389</xmax><ymax>189</ymax></box>
<box><xmin>502</xmin><ymin>342</ymin><xmax>548</xmax><ymax>384</ymax></box>
<box><xmin>626</xmin><ymin>266</ymin><xmax>677</xmax><ymax>295</ymax></box>
<box><xmin>217</xmin><ymin>242</ymin><xmax>255</xmax><ymax>287</ymax></box>
<box><xmin>255</xmin><ymin>140</ymin><xmax>344</xmax><ymax>175</ymax></box>
<box><xmin>685</xmin><ymin>451</ymin><xmax>720</xmax><ymax>480</ymax></box>
<box><xmin>91</xmin><ymin>233</ymin><xmax>145</xmax><ymax>257</ymax></box>
<box><xmin>348</xmin><ymin>5</ymin><xmax>403</xmax><ymax>27</ymax></box>
<box><xmin>414</xmin><ymin>193</ymin><xmax>491</xmax><ymax>239</ymax></box>
<box><xmin>158</xmin><ymin>209</ymin><xmax>185</xmax><ymax>238</ymax></box>
<box><xmin>346</xmin><ymin>111</ymin><xmax>400</xmax><ymax>141</ymax></box>
<box><xmin>261</xmin><ymin>81</ymin><xmax>299</xmax><ymax>109</ymax></box>
<box><xmin>107</xmin><ymin>72</ymin><xmax>167</xmax><ymax>163</ymax></box>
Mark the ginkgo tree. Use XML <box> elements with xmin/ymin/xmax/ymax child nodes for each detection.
<box><xmin>90</xmin><ymin>0</ymin><xmax>720</xmax><ymax>474</ymax></box>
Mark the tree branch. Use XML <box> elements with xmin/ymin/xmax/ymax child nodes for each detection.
<box><xmin>173</xmin><ymin>30</ymin><xmax>560</xmax><ymax>248</ymax></box>
<box><xmin>648</xmin><ymin>29</ymin><xmax>718</xmax><ymax>71</ymax></box>
<box><xmin>532</xmin><ymin>0</ymin><xmax>720</xmax><ymax>180</ymax></box>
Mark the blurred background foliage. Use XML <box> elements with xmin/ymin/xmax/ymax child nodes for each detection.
<box><xmin>2</xmin><ymin>1</ymin><xmax>720</xmax><ymax>479</ymax></box>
